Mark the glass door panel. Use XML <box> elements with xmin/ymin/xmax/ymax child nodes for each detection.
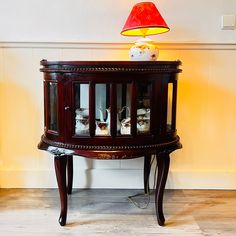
<box><xmin>167</xmin><ymin>83</ymin><xmax>173</xmax><ymax>132</ymax></box>
<box><xmin>74</xmin><ymin>83</ymin><xmax>89</xmax><ymax>136</ymax></box>
<box><xmin>117</xmin><ymin>83</ymin><xmax>132</xmax><ymax>135</ymax></box>
<box><xmin>137</xmin><ymin>82</ymin><xmax>152</xmax><ymax>134</ymax></box>
<box><xmin>95</xmin><ymin>84</ymin><xmax>111</xmax><ymax>136</ymax></box>
<box><xmin>47</xmin><ymin>82</ymin><xmax>58</xmax><ymax>132</ymax></box>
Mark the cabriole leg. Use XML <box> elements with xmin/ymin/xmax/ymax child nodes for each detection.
<box><xmin>155</xmin><ymin>152</ymin><xmax>170</xmax><ymax>226</ymax></box>
<box><xmin>144</xmin><ymin>154</ymin><xmax>152</xmax><ymax>194</ymax></box>
<box><xmin>67</xmin><ymin>155</ymin><xmax>73</xmax><ymax>195</ymax></box>
<box><xmin>54</xmin><ymin>155</ymin><xmax>67</xmax><ymax>226</ymax></box>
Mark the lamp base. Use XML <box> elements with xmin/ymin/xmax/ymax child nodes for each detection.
<box><xmin>129</xmin><ymin>38</ymin><xmax>158</xmax><ymax>61</ymax></box>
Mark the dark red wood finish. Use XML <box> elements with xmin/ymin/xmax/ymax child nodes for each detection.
<box><xmin>38</xmin><ymin>60</ymin><xmax>182</xmax><ymax>226</ymax></box>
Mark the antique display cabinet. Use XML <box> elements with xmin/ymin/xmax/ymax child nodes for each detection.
<box><xmin>38</xmin><ymin>60</ymin><xmax>182</xmax><ymax>226</ymax></box>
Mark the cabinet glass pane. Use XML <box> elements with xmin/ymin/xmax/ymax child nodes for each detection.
<box><xmin>74</xmin><ymin>83</ymin><xmax>89</xmax><ymax>136</ymax></box>
<box><xmin>167</xmin><ymin>83</ymin><xmax>173</xmax><ymax>132</ymax></box>
<box><xmin>137</xmin><ymin>82</ymin><xmax>151</xmax><ymax>134</ymax></box>
<box><xmin>95</xmin><ymin>84</ymin><xmax>110</xmax><ymax>136</ymax></box>
<box><xmin>48</xmin><ymin>82</ymin><xmax>58</xmax><ymax>131</ymax></box>
<box><xmin>117</xmin><ymin>83</ymin><xmax>132</xmax><ymax>135</ymax></box>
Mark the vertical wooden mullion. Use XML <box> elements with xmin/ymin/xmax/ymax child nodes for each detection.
<box><xmin>149</xmin><ymin>80</ymin><xmax>157</xmax><ymax>135</ymax></box>
<box><xmin>89</xmin><ymin>81</ymin><xmax>95</xmax><ymax>137</ymax></box>
<box><xmin>121</xmin><ymin>83</ymin><xmax>127</xmax><ymax>120</ymax></box>
<box><xmin>110</xmin><ymin>83</ymin><xmax>117</xmax><ymax>137</ymax></box>
<box><xmin>67</xmin><ymin>80</ymin><xmax>77</xmax><ymax>140</ymax></box>
<box><xmin>55</xmin><ymin>81</ymin><xmax>60</xmax><ymax>134</ymax></box>
<box><xmin>131</xmin><ymin>80</ymin><xmax>137</xmax><ymax>136</ymax></box>
<box><xmin>57</xmin><ymin>75</ymin><xmax>68</xmax><ymax>140</ymax></box>
<box><xmin>75</xmin><ymin>82</ymin><xmax>81</xmax><ymax>109</ymax></box>
<box><xmin>106</xmin><ymin>84</ymin><xmax>110</xmax><ymax>112</ymax></box>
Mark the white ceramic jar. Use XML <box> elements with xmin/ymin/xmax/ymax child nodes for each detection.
<box><xmin>129</xmin><ymin>38</ymin><xmax>158</xmax><ymax>61</ymax></box>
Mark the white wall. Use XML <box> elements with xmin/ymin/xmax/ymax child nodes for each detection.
<box><xmin>0</xmin><ymin>0</ymin><xmax>236</xmax><ymax>189</ymax></box>
<box><xmin>0</xmin><ymin>0</ymin><xmax>236</xmax><ymax>43</ymax></box>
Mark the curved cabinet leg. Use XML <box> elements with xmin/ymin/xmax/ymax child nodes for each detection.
<box><xmin>155</xmin><ymin>152</ymin><xmax>170</xmax><ymax>226</ymax></box>
<box><xmin>54</xmin><ymin>155</ymin><xmax>68</xmax><ymax>226</ymax></box>
<box><xmin>144</xmin><ymin>154</ymin><xmax>152</xmax><ymax>194</ymax></box>
<box><xmin>67</xmin><ymin>155</ymin><xmax>73</xmax><ymax>195</ymax></box>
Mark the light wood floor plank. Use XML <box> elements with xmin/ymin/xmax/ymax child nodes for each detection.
<box><xmin>0</xmin><ymin>189</ymin><xmax>236</xmax><ymax>235</ymax></box>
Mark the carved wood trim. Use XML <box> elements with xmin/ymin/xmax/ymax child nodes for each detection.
<box><xmin>40</xmin><ymin>135</ymin><xmax>181</xmax><ymax>151</ymax></box>
<box><xmin>40</xmin><ymin>60</ymin><xmax>182</xmax><ymax>74</ymax></box>
<box><xmin>41</xmin><ymin>67</ymin><xmax>181</xmax><ymax>74</ymax></box>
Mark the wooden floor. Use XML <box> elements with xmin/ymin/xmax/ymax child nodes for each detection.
<box><xmin>0</xmin><ymin>189</ymin><xmax>236</xmax><ymax>235</ymax></box>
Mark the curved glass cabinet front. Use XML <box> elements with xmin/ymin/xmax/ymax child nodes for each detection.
<box><xmin>45</xmin><ymin>80</ymin><xmax>176</xmax><ymax>138</ymax></box>
<box><xmin>42</xmin><ymin>61</ymin><xmax>181</xmax><ymax>147</ymax></box>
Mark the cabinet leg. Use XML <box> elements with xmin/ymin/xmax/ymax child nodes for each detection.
<box><xmin>144</xmin><ymin>154</ymin><xmax>152</xmax><ymax>194</ymax></box>
<box><xmin>155</xmin><ymin>152</ymin><xmax>170</xmax><ymax>226</ymax></box>
<box><xmin>67</xmin><ymin>155</ymin><xmax>73</xmax><ymax>195</ymax></box>
<box><xmin>54</xmin><ymin>155</ymin><xmax>68</xmax><ymax>226</ymax></box>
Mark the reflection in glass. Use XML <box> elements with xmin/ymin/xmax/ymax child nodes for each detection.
<box><xmin>137</xmin><ymin>82</ymin><xmax>152</xmax><ymax>134</ymax></box>
<box><xmin>117</xmin><ymin>83</ymin><xmax>131</xmax><ymax>135</ymax></box>
<box><xmin>74</xmin><ymin>83</ymin><xmax>89</xmax><ymax>136</ymax></box>
<box><xmin>48</xmin><ymin>82</ymin><xmax>58</xmax><ymax>131</ymax></box>
<box><xmin>95</xmin><ymin>84</ymin><xmax>110</xmax><ymax>136</ymax></box>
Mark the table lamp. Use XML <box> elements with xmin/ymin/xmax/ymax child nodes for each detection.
<box><xmin>121</xmin><ymin>2</ymin><xmax>170</xmax><ymax>61</ymax></box>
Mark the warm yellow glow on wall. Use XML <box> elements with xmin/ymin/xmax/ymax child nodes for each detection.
<box><xmin>1</xmin><ymin>44</ymin><xmax>236</xmax><ymax>189</ymax></box>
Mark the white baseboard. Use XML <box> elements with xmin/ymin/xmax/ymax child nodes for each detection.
<box><xmin>1</xmin><ymin>169</ymin><xmax>236</xmax><ymax>189</ymax></box>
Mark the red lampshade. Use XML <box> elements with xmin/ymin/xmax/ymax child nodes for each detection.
<box><xmin>121</xmin><ymin>2</ymin><xmax>170</xmax><ymax>37</ymax></box>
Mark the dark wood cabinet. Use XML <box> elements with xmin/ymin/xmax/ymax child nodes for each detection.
<box><xmin>38</xmin><ymin>60</ymin><xmax>182</xmax><ymax>226</ymax></box>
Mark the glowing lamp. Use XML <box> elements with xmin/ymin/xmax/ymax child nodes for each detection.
<box><xmin>121</xmin><ymin>2</ymin><xmax>170</xmax><ymax>61</ymax></box>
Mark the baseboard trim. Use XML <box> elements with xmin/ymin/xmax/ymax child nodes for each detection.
<box><xmin>1</xmin><ymin>169</ymin><xmax>236</xmax><ymax>189</ymax></box>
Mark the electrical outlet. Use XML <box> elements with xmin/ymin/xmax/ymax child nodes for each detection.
<box><xmin>221</xmin><ymin>15</ymin><xmax>235</xmax><ymax>30</ymax></box>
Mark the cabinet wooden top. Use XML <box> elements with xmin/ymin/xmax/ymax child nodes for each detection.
<box><xmin>40</xmin><ymin>60</ymin><xmax>182</xmax><ymax>74</ymax></box>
